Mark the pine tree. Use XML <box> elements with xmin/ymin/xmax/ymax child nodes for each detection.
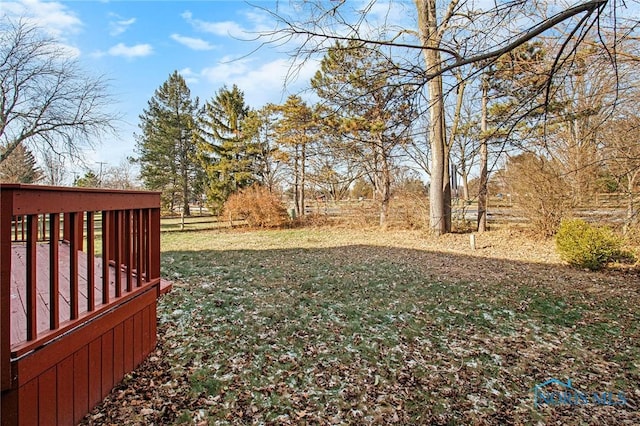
<box><xmin>74</xmin><ymin>170</ymin><xmax>100</xmax><ymax>188</ymax></box>
<box><xmin>241</xmin><ymin>107</ymin><xmax>285</xmax><ymax>193</ymax></box>
<box><xmin>135</xmin><ymin>71</ymin><xmax>201</xmax><ymax>216</ymax></box>
<box><xmin>0</xmin><ymin>143</ymin><xmax>43</xmax><ymax>183</ymax></box>
<box><xmin>272</xmin><ymin>95</ymin><xmax>319</xmax><ymax>217</ymax></box>
<box><xmin>197</xmin><ymin>85</ymin><xmax>258</xmax><ymax>211</ymax></box>
<box><xmin>311</xmin><ymin>41</ymin><xmax>414</xmax><ymax>228</ymax></box>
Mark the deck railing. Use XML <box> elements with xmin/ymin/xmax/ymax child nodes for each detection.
<box><xmin>0</xmin><ymin>184</ymin><xmax>160</xmax><ymax>392</ymax></box>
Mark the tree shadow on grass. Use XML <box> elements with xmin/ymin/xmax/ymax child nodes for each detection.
<box><xmin>82</xmin><ymin>243</ymin><xmax>638</xmax><ymax>424</ymax></box>
<box><xmin>136</xmin><ymin>245</ymin><xmax>640</xmax><ymax>425</ymax></box>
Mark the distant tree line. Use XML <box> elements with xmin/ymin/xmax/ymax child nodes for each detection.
<box><xmin>134</xmin><ymin>1</ymin><xmax>639</xmax><ymax>235</ymax></box>
<box><xmin>135</xmin><ymin>28</ymin><xmax>640</xmax><ymax>234</ymax></box>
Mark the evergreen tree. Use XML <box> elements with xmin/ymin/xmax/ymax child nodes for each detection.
<box><xmin>74</xmin><ymin>170</ymin><xmax>100</xmax><ymax>188</ymax></box>
<box><xmin>197</xmin><ymin>85</ymin><xmax>258</xmax><ymax>211</ymax></box>
<box><xmin>135</xmin><ymin>71</ymin><xmax>201</xmax><ymax>215</ymax></box>
<box><xmin>0</xmin><ymin>143</ymin><xmax>43</xmax><ymax>183</ymax></box>
<box><xmin>242</xmin><ymin>107</ymin><xmax>286</xmax><ymax>193</ymax></box>
<box><xmin>272</xmin><ymin>95</ymin><xmax>318</xmax><ymax>217</ymax></box>
<box><xmin>311</xmin><ymin>41</ymin><xmax>414</xmax><ymax>228</ymax></box>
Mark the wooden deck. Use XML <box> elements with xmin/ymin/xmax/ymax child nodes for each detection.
<box><xmin>1</xmin><ymin>184</ymin><xmax>165</xmax><ymax>426</ymax></box>
<box><xmin>10</xmin><ymin>242</ymin><xmax>142</xmax><ymax>348</ymax></box>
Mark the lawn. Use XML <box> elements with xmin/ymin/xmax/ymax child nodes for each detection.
<box><xmin>84</xmin><ymin>227</ymin><xmax>639</xmax><ymax>425</ymax></box>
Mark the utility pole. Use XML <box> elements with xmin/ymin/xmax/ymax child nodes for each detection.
<box><xmin>96</xmin><ymin>161</ymin><xmax>107</xmax><ymax>187</ymax></box>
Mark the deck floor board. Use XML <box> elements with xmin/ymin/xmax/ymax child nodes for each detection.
<box><xmin>10</xmin><ymin>242</ymin><xmax>142</xmax><ymax>347</ymax></box>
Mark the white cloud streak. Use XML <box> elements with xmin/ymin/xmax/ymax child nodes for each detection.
<box><xmin>170</xmin><ymin>34</ymin><xmax>216</xmax><ymax>51</ymax></box>
<box><xmin>102</xmin><ymin>43</ymin><xmax>153</xmax><ymax>58</ymax></box>
<box><xmin>180</xmin><ymin>10</ymin><xmax>273</xmax><ymax>38</ymax></box>
<box><xmin>109</xmin><ymin>14</ymin><xmax>136</xmax><ymax>36</ymax></box>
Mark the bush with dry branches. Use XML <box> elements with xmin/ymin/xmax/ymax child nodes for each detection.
<box><xmin>222</xmin><ymin>184</ymin><xmax>289</xmax><ymax>228</ymax></box>
<box><xmin>506</xmin><ymin>152</ymin><xmax>571</xmax><ymax>237</ymax></box>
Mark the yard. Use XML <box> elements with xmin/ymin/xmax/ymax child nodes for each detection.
<box><xmin>83</xmin><ymin>226</ymin><xmax>639</xmax><ymax>425</ymax></box>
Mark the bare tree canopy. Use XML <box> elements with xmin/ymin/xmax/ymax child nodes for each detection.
<box><xmin>258</xmin><ymin>1</ymin><xmax>631</xmax><ymax>78</ymax></box>
<box><xmin>0</xmin><ymin>18</ymin><xmax>116</xmax><ymax>165</ymax></box>
<box><xmin>255</xmin><ymin>0</ymin><xmax>636</xmax><ymax>234</ymax></box>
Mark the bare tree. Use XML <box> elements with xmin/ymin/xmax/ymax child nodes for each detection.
<box><xmin>602</xmin><ymin>115</ymin><xmax>640</xmax><ymax>234</ymax></box>
<box><xmin>257</xmin><ymin>0</ymin><xmax>620</xmax><ymax>234</ymax></box>
<box><xmin>0</xmin><ymin>19</ymin><xmax>116</xmax><ymax>166</ymax></box>
<box><xmin>40</xmin><ymin>150</ymin><xmax>67</xmax><ymax>185</ymax></box>
<box><xmin>102</xmin><ymin>159</ymin><xmax>141</xmax><ymax>190</ymax></box>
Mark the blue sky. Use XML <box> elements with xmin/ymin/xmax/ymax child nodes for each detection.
<box><xmin>3</xmin><ymin>0</ymin><xmax>638</xmax><ymax>180</ymax></box>
<box><xmin>2</xmin><ymin>0</ymin><xmax>324</xmax><ymax>176</ymax></box>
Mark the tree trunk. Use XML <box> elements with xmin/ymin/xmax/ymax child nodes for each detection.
<box><xmin>461</xmin><ymin>170</ymin><xmax>470</xmax><ymax>201</ymax></box>
<box><xmin>299</xmin><ymin>142</ymin><xmax>306</xmax><ymax>216</ymax></box>
<box><xmin>379</xmin><ymin>144</ymin><xmax>391</xmax><ymax>230</ymax></box>
<box><xmin>624</xmin><ymin>173</ymin><xmax>638</xmax><ymax>235</ymax></box>
<box><xmin>477</xmin><ymin>77</ymin><xmax>489</xmax><ymax>232</ymax></box>
<box><xmin>416</xmin><ymin>0</ymin><xmax>449</xmax><ymax>235</ymax></box>
<box><xmin>182</xmin><ymin>174</ymin><xmax>191</xmax><ymax>217</ymax></box>
<box><xmin>443</xmin><ymin>143</ymin><xmax>452</xmax><ymax>233</ymax></box>
<box><xmin>293</xmin><ymin>145</ymin><xmax>300</xmax><ymax>217</ymax></box>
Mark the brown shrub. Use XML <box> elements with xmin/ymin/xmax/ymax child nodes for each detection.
<box><xmin>505</xmin><ymin>152</ymin><xmax>571</xmax><ymax>237</ymax></box>
<box><xmin>388</xmin><ymin>192</ymin><xmax>430</xmax><ymax>230</ymax></box>
<box><xmin>222</xmin><ymin>184</ymin><xmax>289</xmax><ymax>228</ymax></box>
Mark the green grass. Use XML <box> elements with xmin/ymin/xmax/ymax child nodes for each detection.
<box><xmin>90</xmin><ymin>227</ymin><xmax>640</xmax><ymax>424</ymax></box>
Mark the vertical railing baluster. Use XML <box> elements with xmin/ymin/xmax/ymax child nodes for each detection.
<box><xmin>145</xmin><ymin>209</ymin><xmax>152</xmax><ymax>283</ymax></box>
<box><xmin>102</xmin><ymin>211</ymin><xmax>111</xmax><ymax>305</ymax></box>
<box><xmin>150</xmin><ymin>208</ymin><xmax>160</xmax><ymax>283</ymax></box>
<box><xmin>69</xmin><ymin>212</ymin><xmax>79</xmax><ymax>320</ymax></box>
<box><xmin>41</xmin><ymin>214</ymin><xmax>47</xmax><ymax>241</ymax></box>
<box><xmin>26</xmin><ymin>215</ymin><xmax>38</xmax><ymax>341</ymax></box>
<box><xmin>135</xmin><ymin>210</ymin><xmax>143</xmax><ymax>287</ymax></box>
<box><xmin>50</xmin><ymin>213</ymin><xmax>60</xmax><ymax>330</ymax></box>
<box><xmin>125</xmin><ymin>210</ymin><xmax>133</xmax><ymax>292</ymax></box>
<box><xmin>140</xmin><ymin>210</ymin><xmax>146</xmax><ymax>283</ymax></box>
<box><xmin>87</xmin><ymin>212</ymin><xmax>95</xmax><ymax>311</ymax></box>
<box><xmin>114</xmin><ymin>210</ymin><xmax>122</xmax><ymax>297</ymax></box>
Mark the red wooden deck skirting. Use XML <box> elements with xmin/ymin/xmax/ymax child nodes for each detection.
<box><xmin>1</xmin><ymin>184</ymin><xmax>164</xmax><ymax>426</ymax></box>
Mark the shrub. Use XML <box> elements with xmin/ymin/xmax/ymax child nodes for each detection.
<box><xmin>555</xmin><ymin>219</ymin><xmax>627</xmax><ymax>271</ymax></box>
<box><xmin>222</xmin><ymin>184</ymin><xmax>289</xmax><ymax>228</ymax></box>
<box><xmin>506</xmin><ymin>153</ymin><xmax>571</xmax><ymax>237</ymax></box>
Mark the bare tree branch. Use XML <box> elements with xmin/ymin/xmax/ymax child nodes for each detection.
<box><xmin>0</xmin><ymin>18</ymin><xmax>118</xmax><ymax>165</ymax></box>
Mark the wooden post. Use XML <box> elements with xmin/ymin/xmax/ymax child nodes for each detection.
<box><xmin>102</xmin><ymin>211</ymin><xmax>111</xmax><ymax>305</ymax></box>
<box><xmin>87</xmin><ymin>211</ymin><xmax>95</xmax><ymax>311</ymax></box>
<box><xmin>69</xmin><ymin>212</ymin><xmax>79</xmax><ymax>320</ymax></box>
<box><xmin>1</xmin><ymin>186</ymin><xmax>14</xmax><ymax>391</ymax></box>
<box><xmin>26</xmin><ymin>215</ymin><xmax>38</xmax><ymax>341</ymax></box>
<box><xmin>125</xmin><ymin>210</ymin><xmax>133</xmax><ymax>292</ymax></box>
<box><xmin>50</xmin><ymin>213</ymin><xmax>60</xmax><ymax>330</ymax></box>
<box><xmin>149</xmin><ymin>208</ymin><xmax>161</xmax><ymax>287</ymax></box>
<box><xmin>114</xmin><ymin>210</ymin><xmax>121</xmax><ymax>298</ymax></box>
<box><xmin>135</xmin><ymin>210</ymin><xmax>143</xmax><ymax>286</ymax></box>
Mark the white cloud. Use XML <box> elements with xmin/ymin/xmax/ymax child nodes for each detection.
<box><xmin>109</xmin><ymin>14</ymin><xmax>136</xmax><ymax>36</ymax></box>
<box><xmin>170</xmin><ymin>34</ymin><xmax>216</xmax><ymax>51</ymax></box>
<box><xmin>201</xmin><ymin>57</ymin><xmax>319</xmax><ymax>107</ymax></box>
<box><xmin>56</xmin><ymin>43</ymin><xmax>81</xmax><ymax>59</ymax></box>
<box><xmin>181</xmin><ymin>10</ymin><xmax>248</xmax><ymax>38</ymax></box>
<box><xmin>201</xmin><ymin>55</ymin><xmax>249</xmax><ymax>82</ymax></box>
<box><xmin>179</xmin><ymin>67</ymin><xmax>200</xmax><ymax>84</ymax></box>
<box><xmin>101</xmin><ymin>43</ymin><xmax>153</xmax><ymax>58</ymax></box>
<box><xmin>1</xmin><ymin>0</ymin><xmax>82</xmax><ymax>38</ymax></box>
